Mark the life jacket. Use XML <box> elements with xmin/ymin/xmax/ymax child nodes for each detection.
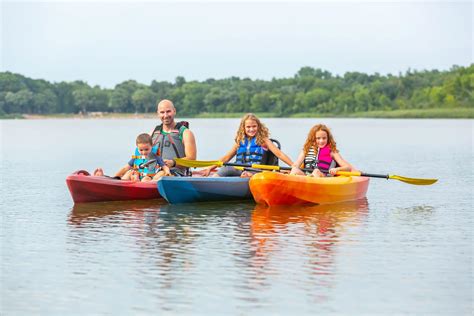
<box><xmin>303</xmin><ymin>145</ymin><xmax>334</xmax><ymax>173</ymax></box>
<box><xmin>132</xmin><ymin>145</ymin><xmax>160</xmax><ymax>179</ymax></box>
<box><xmin>235</xmin><ymin>137</ymin><xmax>266</xmax><ymax>164</ymax></box>
<box><xmin>151</xmin><ymin>121</ymin><xmax>188</xmax><ymax>160</ymax></box>
<box><xmin>261</xmin><ymin>138</ymin><xmax>281</xmax><ymax>166</ymax></box>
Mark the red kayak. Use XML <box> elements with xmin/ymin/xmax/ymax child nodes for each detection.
<box><xmin>66</xmin><ymin>170</ymin><xmax>162</xmax><ymax>203</ymax></box>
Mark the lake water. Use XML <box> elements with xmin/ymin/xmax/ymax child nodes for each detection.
<box><xmin>0</xmin><ymin>118</ymin><xmax>472</xmax><ymax>315</ymax></box>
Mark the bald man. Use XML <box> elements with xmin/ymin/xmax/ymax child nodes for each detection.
<box><xmin>151</xmin><ymin>99</ymin><xmax>197</xmax><ymax>176</ymax></box>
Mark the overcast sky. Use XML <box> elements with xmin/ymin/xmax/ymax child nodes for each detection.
<box><xmin>1</xmin><ymin>0</ymin><xmax>472</xmax><ymax>88</ymax></box>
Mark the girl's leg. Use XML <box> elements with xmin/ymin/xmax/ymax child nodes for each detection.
<box><xmin>311</xmin><ymin>169</ymin><xmax>325</xmax><ymax>177</ymax></box>
<box><xmin>240</xmin><ymin>171</ymin><xmax>255</xmax><ymax>178</ymax></box>
<box><xmin>216</xmin><ymin>166</ymin><xmax>243</xmax><ymax>177</ymax></box>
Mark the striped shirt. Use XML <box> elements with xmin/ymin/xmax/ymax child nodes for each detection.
<box><xmin>303</xmin><ymin>147</ymin><xmax>318</xmax><ymax>169</ymax></box>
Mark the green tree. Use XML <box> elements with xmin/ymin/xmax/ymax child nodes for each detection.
<box><xmin>54</xmin><ymin>82</ymin><xmax>75</xmax><ymax>113</ymax></box>
<box><xmin>4</xmin><ymin>90</ymin><xmax>33</xmax><ymax>113</ymax></box>
<box><xmin>113</xmin><ymin>80</ymin><xmax>143</xmax><ymax>112</ymax></box>
<box><xmin>296</xmin><ymin>67</ymin><xmax>332</xmax><ymax>79</ymax></box>
<box><xmin>150</xmin><ymin>80</ymin><xmax>173</xmax><ymax>101</ymax></box>
<box><xmin>353</xmin><ymin>86</ymin><xmax>371</xmax><ymax>112</ymax></box>
<box><xmin>250</xmin><ymin>91</ymin><xmax>277</xmax><ymax>113</ymax></box>
<box><xmin>175</xmin><ymin>76</ymin><xmax>186</xmax><ymax>88</ymax></box>
<box><xmin>32</xmin><ymin>90</ymin><xmax>58</xmax><ymax>114</ymax></box>
<box><xmin>72</xmin><ymin>89</ymin><xmax>91</xmax><ymax>113</ymax></box>
<box><xmin>132</xmin><ymin>88</ymin><xmax>157</xmax><ymax>113</ymax></box>
<box><xmin>0</xmin><ymin>72</ymin><xmax>27</xmax><ymax>92</ymax></box>
<box><xmin>180</xmin><ymin>82</ymin><xmax>208</xmax><ymax>115</ymax></box>
<box><xmin>109</xmin><ymin>88</ymin><xmax>130</xmax><ymax>113</ymax></box>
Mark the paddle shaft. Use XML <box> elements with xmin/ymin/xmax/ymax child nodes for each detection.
<box><xmin>174</xmin><ymin>158</ymin><xmax>328</xmax><ymax>173</ymax></box>
<box><xmin>223</xmin><ymin>162</ymin><xmax>327</xmax><ymax>174</ymax></box>
<box><xmin>361</xmin><ymin>172</ymin><xmax>389</xmax><ymax>179</ymax></box>
<box><xmin>138</xmin><ymin>159</ymin><xmax>157</xmax><ymax>169</ymax></box>
<box><xmin>337</xmin><ymin>171</ymin><xmax>437</xmax><ymax>185</ymax></box>
<box><xmin>338</xmin><ymin>171</ymin><xmax>387</xmax><ymax>179</ymax></box>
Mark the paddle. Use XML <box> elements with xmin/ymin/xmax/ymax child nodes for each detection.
<box><xmin>140</xmin><ymin>159</ymin><xmax>261</xmax><ymax>175</ymax></box>
<box><xmin>174</xmin><ymin>158</ymin><xmax>438</xmax><ymax>185</ymax></box>
<box><xmin>174</xmin><ymin>158</ymin><xmax>324</xmax><ymax>173</ymax></box>
<box><xmin>138</xmin><ymin>159</ymin><xmax>157</xmax><ymax>169</ymax></box>
<box><xmin>337</xmin><ymin>171</ymin><xmax>437</xmax><ymax>185</ymax></box>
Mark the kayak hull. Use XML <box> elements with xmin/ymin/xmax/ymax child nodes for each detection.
<box><xmin>249</xmin><ymin>172</ymin><xmax>369</xmax><ymax>206</ymax></box>
<box><xmin>157</xmin><ymin>176</ymin><xmax>252</xmax><ymax>204</ymax></box>
<box><xmin>66</xmin><ymin>170</ymin><xmax>161</xmax><ymax>203</ymax></box>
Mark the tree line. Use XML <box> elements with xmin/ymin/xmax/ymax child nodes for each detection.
<box><xmin>0</xmin><ymin>65</ymin><xmax>472</xmax><ymax>116</ymax></box>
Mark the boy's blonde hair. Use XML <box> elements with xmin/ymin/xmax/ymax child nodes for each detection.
<box><xmin>234</xmin><ymin>113</ymin><xmax>269</xmax><ymax>145</ymax></box>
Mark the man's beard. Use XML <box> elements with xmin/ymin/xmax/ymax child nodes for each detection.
<box><xmin>162</xmin><ymin>118</ymin><xmax>173</xmax><ymax>125</ymax></box>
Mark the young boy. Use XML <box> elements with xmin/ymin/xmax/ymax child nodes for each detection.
<box><xmin>94</xmin><ymin>133</ymin><xmax>171</xmax><ymax>182</ymax></box>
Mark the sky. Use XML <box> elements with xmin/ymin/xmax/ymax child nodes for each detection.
<box><xmin>1</xmin><ymin>0</ymin><xmax>472</xmax><ymax>88</ymax></box>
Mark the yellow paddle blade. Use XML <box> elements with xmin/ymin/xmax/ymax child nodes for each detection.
<box><xmin>388</xmin><ymin>175</ymin><xmax>438</xmax><ymax>185</ymax></box>
<box><xmin>174</xmin><ymin>158</ymin><xmax>223</xmax><ymax>168</ymax></box>
<box><xmin>337</xmin><ymin>171</ymin><xmax>438</xmax><ymax>185</ymax></box>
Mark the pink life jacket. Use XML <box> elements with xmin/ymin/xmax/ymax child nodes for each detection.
<box><xmin>303</xmin><ymin>144</ymin><xmax>333</xmax><ymax>172</ymax></box>
<box><xmin>316</xmin><ymin>145</ymin><xmax>333</xmax><ymax>170</ymax></box>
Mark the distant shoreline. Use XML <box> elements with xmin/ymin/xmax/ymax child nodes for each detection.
<box><xmin>1</xmin><ymin>107</ymin><xmax>473</xmax><ymax>119</ymax></box>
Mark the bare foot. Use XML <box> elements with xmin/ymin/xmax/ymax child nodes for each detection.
<box><xmin>141</xmin><ymin>176</ymin><xmax>152</xmax><ymax>182</ymax></box>
<box><xmin>240</xmin><ymin>171</ymin><xmax>254</xmax><ymax>178</ymax></box>
<box><xmin>93</xmin><ymin>168</ymin><xmax>104</xmax><ymax>176</ymax></box>
<box><xmin>130</xmin><ymin>171</ymin><xmax>140</xmax><ymax>182</ymax></box>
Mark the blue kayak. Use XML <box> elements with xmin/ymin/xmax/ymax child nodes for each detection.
<box><xmin>157</xmin><ymin>176</ymin><xmax>252</xmax><ymax>204</ymax></box>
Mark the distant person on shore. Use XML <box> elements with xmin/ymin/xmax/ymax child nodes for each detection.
<box><xmin>290</xmin><ymin>124</ymin><xmax>353</xmax><ymax>177</ymax></box>
<box><xmin>150</xmin><ymin>99</ymin><xmax>197</xmax><ymax>177</ymax></box>
<box><xmin>202</xmin><ymin>113</ymin><xmax>294</xmax><ymax>177</ymax></box>
<box><xmin>94</xmin><ymin>133</ymin><xmax>171</xmax><ymax>182</ymax></box>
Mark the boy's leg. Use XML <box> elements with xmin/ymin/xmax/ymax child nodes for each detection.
<box><xmin>151</xmin><ymin>170</ymin><xmax>166</xmax><ymax>181</ymax></box>
<box><xmin>121</xmin><ymin>169</ymin><xmax>133</xmax><ymax>180</ymax></box>
<box><xmin>130</xmin><ymin>171</ymin><xmax>140</xmax><ymax>182</ymax></box>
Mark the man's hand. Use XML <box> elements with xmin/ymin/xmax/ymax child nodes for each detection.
<box><xmin>164</xmin><ymin>159</ymin><xmax>175</xmax><ymax>168</ymax></box>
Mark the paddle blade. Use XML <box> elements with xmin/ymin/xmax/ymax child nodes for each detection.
<box><xmin>389</xmin><ymin>175</ymin><xmax>438</xmax><ymax>185</ymax></box>
<box><xmin>338</xmin><ymin>170</ymin><xmax>438</xmax><ymax>186</ymax></box>
<box><xmin>174</xmin><ymin>158</ymin><xmax>223</xmax><ymax>168</ymax></box>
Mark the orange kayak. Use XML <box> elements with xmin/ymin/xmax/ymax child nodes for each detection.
<box><xmin>249</xmin><ymin>172</ymin><xmax>369</xmax><ymax>206</ymax></box>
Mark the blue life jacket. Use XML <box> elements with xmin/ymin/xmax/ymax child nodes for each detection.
<box><xmin>132</xmin><ymin>145</ymin><xmax>160</xmax><ymax>179</ymax></box>
<box><xmin>235</xmin><ymin>137</ymin><xmax>265</xmax><ymax>164</ymax></box>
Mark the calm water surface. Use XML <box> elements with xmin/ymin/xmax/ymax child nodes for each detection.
<box><xmin>1</xmin><ymin>118</ymin><xmax>472</xmax><ymax>315</ymax></box>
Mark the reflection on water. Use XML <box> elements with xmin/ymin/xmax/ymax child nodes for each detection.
<box><xmin>68</xmin><ymin>198</ymin><xmax>370</xmax><ymax>310</ymax></box>
<box><xmin>250</xmin><ymin>198</ymin><xmax>369</xmax><ymax>265</ymax></box>
<box><xmin>68</xmin><ymin>200</ymin><xmax>256</xmax><ymax>309</ymax></box>
<box><xmin>245</xmin><ymin>199</ymin><xmax>369</xmax><ymax>302</ymax></box>
<box><xmin>69</xmin><ymin>199</ymin><xmax>166</xmax><ymax>226</ymax></box>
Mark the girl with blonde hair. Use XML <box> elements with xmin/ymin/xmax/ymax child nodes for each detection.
<box><xmin>203</xmin><ymin>113</ymin><xmax>294</xmax><ymax>177</ymax></box>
